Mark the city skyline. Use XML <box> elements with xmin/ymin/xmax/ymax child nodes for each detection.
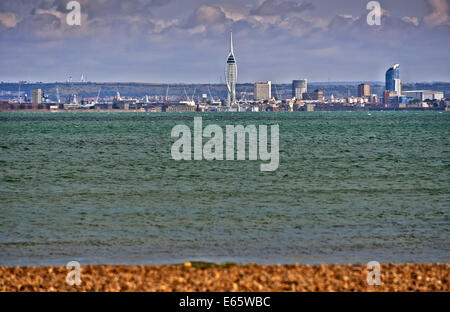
<box><xmin>0</xmin><ymin>0</ymin><xmax>449</xmax><ymax>83</ymax></box>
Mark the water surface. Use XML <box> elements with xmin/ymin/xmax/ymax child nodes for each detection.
<box><xmin>0</xmin><ymin>111</ymin><xmax>449</xmax><ymax>266</ymax></box>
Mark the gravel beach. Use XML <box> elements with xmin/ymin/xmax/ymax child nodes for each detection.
<box><xmin>0</xmin><ymin>263</ymin><xmax>448</xmax><ymax>292</ymax></box>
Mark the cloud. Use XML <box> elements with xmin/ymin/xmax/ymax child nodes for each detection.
<box><xmin>0</xmin><ymin>12</ymin><xmax>20</xmax><ymax>28</ymax></box>
<box><xmin>250</xmin><ymin>0</ymin><xmax>313</xmax><ymax>17</ymax></box>
<box><xmin>2</xmin><ymin>0</ymin><xmax>447</xmax><ymax>42</ymax></box>
<box><xmin>402</xmin><ymin>16</ymin><xmax>420</xmax><ymax>26</ymax></box>
<box><xmin>181</xmin><ymin>5</ymin><xmax>234</xmax><ymax>34</ymax></box>
<box><xmin>151</xmin><ymin>17</ymin><xmax>180</xmax><ymax>33</ymax></box>
<box><xmin>277</xmin><ymin>15</ymin><xmax>327</xmax><ymax>37</ymax></box>
<box><xmin>0</xmin><ymin>0</ymin><xmax>448</xmax><ymax>82</ymax></box>
<box><xmin>192</xmin><ymin>5</ymin><xmax>227</xmax><ymax>26</ymax></box>
<box><xmin>0</xmin><ymin>0</ymin><xmax>167</xmax><ymax>42</ymax></box>
<box><xmin>423</xmin><ymin>0</ymin><xmax>450</xmax><ymax>26</ymax></box>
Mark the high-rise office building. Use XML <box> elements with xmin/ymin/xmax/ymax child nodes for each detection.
<box><xmin>385</xmin><ymin>64</ymin><xmax>401</xmax><ymax>95</ymax></box>
<box><xmin>357</xmin><ymin>84</ymin><xmax>371</xmax><ymax>97</ymax></box>
<box><xmin>32</xmin><ymin>89</ymin><xmax>42</xmax><ymax>104</ymax></box>
<box><xmin>254</xmin><ymin>81</ymin><xmax>271</xmax><ymax>100</ymax></box>
<box><xmin>225</xmin><ymin>32</ymin><xmax>237</xmax><ymax>107</ymax></box>
<box><xmin>292</xmin><ymin>79</ymin><xmax>307</xmax><ymax>99</ymax></box>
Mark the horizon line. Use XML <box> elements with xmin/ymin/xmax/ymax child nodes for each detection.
<box><xmin>1</xmin><ymin>81</ymin><xmax>450</xmax><ymax>85</ymax></box>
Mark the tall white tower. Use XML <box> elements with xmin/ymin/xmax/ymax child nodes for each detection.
<box><xmin>225</xmin><ymin>31</ymin><xmax>237</xmax><ymax>107</ymax></box>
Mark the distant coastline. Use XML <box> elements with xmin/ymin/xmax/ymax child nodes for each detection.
<box><xmin>1</xmin><ymin>106</ymin><xmax>449</xmax><ymax>113</ymax></box>
<box><xmin>1</xmin><ymin>81</ymin><xmax>449</xmax><ymax>99</ymax></box>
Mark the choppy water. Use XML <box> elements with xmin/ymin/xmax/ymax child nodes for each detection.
<box><xmin>0</xmin><ymin>111</ymin><xmax>449</xmax><ymax>266</ymax></box>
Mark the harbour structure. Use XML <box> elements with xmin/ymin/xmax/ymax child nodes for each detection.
<box><xmin>32</xmin><ymin>89</ymin><xmax>42</xmax><ymax>104</ymax></box>
<box><xmin>225</xmin><ymin>31</ymin><xmax>237</xmax><ymax>107</ymax></box>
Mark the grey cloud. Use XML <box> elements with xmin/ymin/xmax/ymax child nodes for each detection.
<box><xmin>0</xmin><ymin>0</ymin><xmax>157</xmax><ymax>19</ymax></box>
<box><xmin>192</xmin><ymin>5</ymin><xmax>227</xmax><ymax>26</ymax></box>
<box><xmin>0</xmin><ymin>0</ymin><xmax>163</xmax><ymax>42</ymax></box>
<box><xmin>180</xmin><ymin>4</ymin><xmax>232</xmax><ymax>32</ymax></box>
<box><xmin>250</xmin><ymin>0</ymin><xmax>314</xmax><ymax>17</ymax></box>
<box><xmin>0</xmin><ymin>0</ymin><xmax>448</xmax><ymax>82</ymax></box>
<box><xmin>402</xmin><ymin>16</ymin><xmax>420</xmax><ymax>26</ymax></box>
<box><xmin>1</xmin><ymin>12</ymin><xmax>61</xmax><ymax>41</ymax></box>
<box><xmin>423</xmin><ymin>0</ymin><xmax>450</xmax><ymax>26</ymax></box>
<box><xmin>327</xmin><ymin>14</ymin><xmax>360</xmax><ymax>30</ymax></box>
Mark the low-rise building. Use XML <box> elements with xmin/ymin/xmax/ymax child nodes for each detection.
<box><xmin>402</xmin><ymin>90</ymin><xmax>444</xmax><ymax>101</ymax></box>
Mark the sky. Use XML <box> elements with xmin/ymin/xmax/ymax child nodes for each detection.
<box><xmin>0</xmin><ymin>0</ymin><xmax>449</xmax><ymax>83</ymax></box>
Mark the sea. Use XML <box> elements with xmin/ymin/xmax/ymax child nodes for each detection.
<box><xmin>0</xmin><ymin>111</ymin><xmax>449</xmax><ymax>266</ymax></box>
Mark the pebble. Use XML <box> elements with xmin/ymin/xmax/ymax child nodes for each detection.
<box><xmin>0</xmin><ymin>264</ymin><xmax>448</xmax><ymax>292</ymax></box>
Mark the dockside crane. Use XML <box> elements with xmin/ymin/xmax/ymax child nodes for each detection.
<box><xmin>56</xmin><ymin>86</ymin><xmax>60</xmax><ymax>103</ymax></box>
<box><xmin>95</xmin><ymin>87</ymin><xmax>101</xmax><ymax>104</ymax></box>
<box><xmin>274</xmin><ymin>83</ymin><xmax>281</xmax><ymax>100</ymax></box>
<box><xmin>191</xmin><ymin>87</ymin><xmax>196</xmax><ymax>102</ymax></box>
<box><xmin>165</xmin><ymin>84</ymin><xmax>170</xmax><ymax>104</ymax></box>
<box><xmin>17</xmin><ymin>82</ymin><xmax>21</xmax><ymax>104</ymax></box>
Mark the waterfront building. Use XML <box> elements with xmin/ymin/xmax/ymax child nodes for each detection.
<box><xmin>386</xmin><ymin>64</ymin><xmax>401</xmax><ymax>95</ymax></box>
<box><xmin>370</xmin><ymin>94</ymin><xmax>379</xmax><ymax>103</ymax></box>
<box><xmin>32</xmin><ymin>89</ymin><xmax>42</xmax><ymax>104</ymax></box>
<box><xmin>384</xmin><ymin>90</ymin><xmax>391</xmax><ymax>106</ymax></box>
<box><xmin>402</xmin><ymin>90</ymin><xmax>444</xmax><ymax>101</ymax></box>
<box><xmin>292</xmin><ymin>79</ymin><xmax>307</xmax><ymax>99</ymax></box>
<box><xmin>166</xmin><ymin>105</ymin><xmax>196</xmax><ymax>112</ymax></box>
<box><xmin>306</xmin><ymin>103</ymin><xmax>315</xmax><ymax>111</ymax></box>
<box><xmin>254</xmin><ymin>81</ymin><xmax>272</xmax><ymax>101</ymax></box>
<box><xmin>357</xmin><ymin>84</ymin><xmax>371</xmax><ymax>97</ymax></box>
<box><xmin>225</xmin><ymin>31</ymin><xmax>237</xmax><ymax>107</ymax></box>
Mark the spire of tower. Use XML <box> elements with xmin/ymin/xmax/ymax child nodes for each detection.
<box><xmin>230</xmin><ymin>31</ymin><xmax>233</xmax><ymax>54</ymax></box>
